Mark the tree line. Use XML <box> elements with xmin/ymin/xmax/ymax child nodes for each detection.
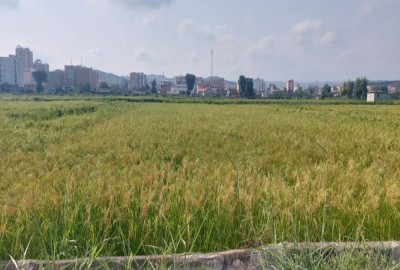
<box><xmin>340</xmin><ymin>77</ymin><xmax>368</xmax><ymax>100</ymax></box>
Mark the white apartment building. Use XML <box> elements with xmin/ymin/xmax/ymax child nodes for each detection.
<box><xmin>253</xmin><ymin>78</ymin><xmax>266</xmax><ymax>94</ymax></box>
<box><xmin>33</xmin><ymin>59</ymin><xmax>49</xmax><ymax>73</ymax></box>
<box><xmin>15</xmin><ymin>45</ymin><xmax>33</xmax><ymax>69</ymax></box>
<box><xmin>0</xmin><ymin>55</ymin><xmax>24</xmax><ymax>87</ymax></box>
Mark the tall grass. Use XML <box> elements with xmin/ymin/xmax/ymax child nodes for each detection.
<box><xmin>1</xmin><ymin>97</ymin><xmax>400</xmax><ymax>260</ymax></box>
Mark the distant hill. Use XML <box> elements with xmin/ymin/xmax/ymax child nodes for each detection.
<box><xmin>369</xmin><ymin>80</ymin><xmax>400</xmax><ymax>87</ymax></box>
<box><xmin>147</xmin><ymin>74</ymin><xmax>173</xmax><ymax>84</ymax></box>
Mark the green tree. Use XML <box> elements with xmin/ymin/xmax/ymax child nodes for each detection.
<box><xmin>375</xmin><ymin>85</ymin><xmax>388</xmax><ymax>94</ymax></box>
<box><xmin>354</xmin><ymin>77</ymin><xmax>368</xmax><ymax>100</ymax></box>
<box><xmin>321</xmin><ymin>84</ymin><xmax>332</xmax><ymax>99</ymax></box>
<box><xmin>238</xmin><ymin>75</ymin><xmax>247</xmax><ymax>97</ymax></box>
<box><xmin>246</xmin><ymin>78</ymin><xmax>255</xmax><ymax>98</ymax></box>
<box><xmin>99</xmin><ymin>81</ymin><xmax>109</xmax><ymax>88</ymax></box>
<box><xmin>185</xmin><ymin>73</ymin><xmax>196</xmax><ymax>97</ymax></box>
<box><xmin>341</xmin><ymin>80</ymin><xmax>354</xmax><ymax>98</ymax></box>
<box><xmin>151</xmin><ymin>79</ymin><xmax>157</xmax><ymax>94</ymax></box>
<box><xmin>0</xmin><ymin>82</ymin><xmax>11</xmax><ymax>93</ymax></box>
<box><xmin>32</xmin><ymin>70</ymin><xmax>48</xmax><ymax>93</ymax></box>
<box><xmin>78</xmin><ymin>82</ymin><xmax>91</xmax><ymax>93</ymax></box>
<box><xmin>238</xmin><ymin>75</ymin><xmax>255</xmax><ymax>98</ymax></box>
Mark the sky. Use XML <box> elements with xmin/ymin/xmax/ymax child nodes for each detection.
<box><xmin>1</xmin><ymin>0</ymin><xmax>399</xmax><ymax>82</ymax></box>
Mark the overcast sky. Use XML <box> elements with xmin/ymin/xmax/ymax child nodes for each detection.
<box><xmin>1</xmin><ymin>0</ymin><xmax>399</xmax><ymax>81</ymax></box>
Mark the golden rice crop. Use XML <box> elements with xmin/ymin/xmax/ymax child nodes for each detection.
<box><xmin>1</xmin><ymin>97</ymin><xmax>400</xmax><ymax>259</ymax></box>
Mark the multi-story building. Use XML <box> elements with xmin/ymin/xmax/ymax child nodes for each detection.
<box><xmin>0</xmin><ymin>55</ymin><xmax>24</xmax><ymax>87</ymax></box>
<box><xmin>64</xmin><ymin>65</ymin><xmax>76</xmax><ymax>88</ymax></box>
<box><xmin>286</xmin><ymin>79</ymin><xmax>294</xmax><ymax>93</ymax></box>
<box><xmin>160</xmin><ymin>81</ymin><xmax>172</xmax><ymax>94</ymax></box>
<box><xmin>268</xmin><ymin>83</ymin><xmax>277</xmax><ymax>92</ymax></box>
<box><xmin>75</xmin><ymin>66</ymin><xmax>98</xmax><ymax>89</ymax></box>
<box><xmin>64</xmin><ymin>65</ymin><xmax>98</xmax><ymax>90</ymax></box>
<box><xmin>33</xmin><ymin>59</ymin><xmax>49</xmax><ymax>73</ymax></box>
<box><xmin>15</xmin><ymin>46</ymin><xmax>51</xmax><ymax>89</ymax></box>
<box><xmin>23</xmin><ymin>68</ymin><xmax>36</xmax><ymax>89</ymax></box>
<box><xmin>97</xmin><ymin>70</ymin><xmax>127</xmax><ymax>89</ymax></box>
<box><xmin>207</xmin><ymin>76</ymin><xmax>225</xmax><ymax>93</ymax></box>
<box><xmin>253</xmin><ymin>78</ymin><xmax>266</xmax><ymax>95</ymax></box>
<box><xmin>48</xmin><ymin>69</ymin><xmax>65</xmax><ymax>89</ymax></box>
<box><xmin>15</xmin><ymin>45</ymin><xmax>33</xmax><ymax>69</ymax></box>
<box><xmin>130</xmin><ymin>72</ymin><xmax>147</xmax><ymax>90</ymax></box>
<box><xmin>294</xmin><ymin>83</ymin><xmax>302</xmax><ymax>92</ymax></box>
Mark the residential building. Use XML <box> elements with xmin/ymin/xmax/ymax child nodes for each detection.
<box><xmin>253</xmin><ymin>78</ymin><xmax>266</xmax><ymax>96</ymax></box>
<box><xmin>160</xmin><ymin>81</ymin><xmax>172</xmax><ymax>94</ymax></box>
<box><xmin>64</xmin><ymin>65</ymin><xmax>98</xmax><ymax>90</ymax></box>
<box><xmin>367</xmin><ymin>92</ymin><xmax>391</xmax><ymax>102</ymax></box>
<box><xmin>286</xmin><ymin>79</ymin><xmax>294</xmax><ymax>93</ymax></box>
<box><xmin>33</xmin><ymin>59</ymin><xmax>49</xmax><ymax>73</ymax></box>
<box><xmin>48</xmin><ymin>69</ymin><xmax>65</xmax><ymax>88</ymax></box>
<box><xmin>0</xmin><ymin>55</ymin><xmax>24</xmax><ymax>87</ymax></box>
<box><xmin>197</xmin><ymin>83</ymin><xmax>210</xmax><ymax>96</ymax></box>
<box><xmin>174</xmin><ymin>75</ymin><xmax>186</xmax><ymax>85</ymax></box>
<box><xmin>294</xmin><ymin>83</ymin><xmax>302</xmax><ymax>92</ymax></box>
<box><xmin>208</xmin><ymin>76</ymin><xmax>225</xmax><ymax>91</ymax></box>
<box><xmin>64</xmin><ymin>65</ymin><xmax>76</xmax><ymax>88</ymax></box>
<box><xmin>23</xmin><ymin>68</ymin><xmax>36</xmax><ymax>89</ymax></box>
<box><xmin>15</xmin><ymin>45</ymin><xmax>33</xmax><ymax>69</ymax></box>
<box><xmin>388</xmin><ymin>85</ymin><xmax>398</xmax><ymax>93</ymax></box>
<box><xmin>170</xmin><ymin>75</ymin><xmax>188</xmax><ymax>95</ymax></box>
<box><xmin>97</xmin><ymin>70</ymin><xmax>127</xmax><ymax>89</ymax></box>
<box><xmin>130</xmin><ymin>72</ymin><xmax>147</xmax><ymax>90</ymax></box>
<box><xmin>75</xmin><ymin>66</ymin><xmax>98</xmax><ymax>89</ymax></box>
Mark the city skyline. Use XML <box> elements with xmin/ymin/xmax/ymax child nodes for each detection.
<box><xmin>1</xmin><ymin>0</ymin><xmax>399</xmax><ymax>81</ymax></box>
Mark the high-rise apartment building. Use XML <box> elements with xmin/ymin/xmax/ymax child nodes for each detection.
<box><xmin>130</xmin><ymin>72</ymin><xmax>147</xmax><ymax>90</ymax></box>
<box><xmin>48</xmin><ymin>69</ymin><xmax>65</xmax><ymax>88</ymax></box>
<box><xmin>286</xmin><ymin>79</ymin><xmax>294</xmax><ymax>93</ymax></box>
<box><xmin>0</xmin><ymin>55</ymin><xmax>24</xmax><ymax>87</ymax></box>
<box><xmin>64</xmin><ymin>65</ymin><xmax>98</xmax><ymax>89</ymax></box>
<box><xmin>253</xmin><ymin>78</ymin><xmax>266</xmax><ymax>94</ymax></box>
<box><xmin>33</xmin><ymin>59</ymin><xmax>49</xmax><ymax>73</ymax></box>
<box><xmin>15</xmin><ymin>45</ymin><xmax>33</xmax><ymax>69</ymax></box>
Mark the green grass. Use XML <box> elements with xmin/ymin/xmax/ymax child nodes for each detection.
<box><xmin>1</xmin><ymin>95</ymin><xmax>400</xmax><ymax>263</ymax></box>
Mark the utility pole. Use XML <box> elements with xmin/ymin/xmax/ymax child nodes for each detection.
<box><xmin>211</xmin><ymin>49</ymin><xmax>213</xmax><ymax>91</ymax></box>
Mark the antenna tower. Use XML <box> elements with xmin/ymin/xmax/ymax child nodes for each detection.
<box><xmin>211</xmin><ymin>49</ymin><xmax>213</xmax><ymax>90</ymax></box>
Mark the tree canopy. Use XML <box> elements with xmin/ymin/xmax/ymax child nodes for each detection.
<box><xmin>340</xmin><ymin>77</ymin><xmax>368</xmax><ymax>99</ymax></box>
<box><xmin>321</xmin><ymin>84</ymin><xmax>332</xmax><ymax>99</ymax></box>
<box><xmin>354</xmin><ymin>77</ymin><xmax>368</xmax><ymax>100</ymax></box>
<box><xmin>185</xmin><ymin>73</ymin><xmax>196</xmax><ymax>96</ymax></box>
<box><xmin>238</xmin><ymin>75</ymin><xmax>255</xmax><ymax>98</ymax></box>
<box><xmin>99</xmin><ymin>81</ymin><xmax>109</xmax><ymax>88</ymax></box>
<box><xmin>151</xmin><ymin>79</ymin><xmax>157</xmax><ymax>94</ymax></box>
<box><xmin>78</xmin><ymin>82</ymin><xmax>91</xmax><ymax>93</ymax></box>
<box><xmin>32</xmin><ymin>70</ymin><xmax>48</xmax><ymax>93</ymax></box>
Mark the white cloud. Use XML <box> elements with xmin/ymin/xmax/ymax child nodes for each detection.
<box><xmin>0</xmin><ymin>0</ymin><xmax>19</xmax><ymax>8</ymax></box>
<box><xmin>359</xmin><ymin>2</ymin><xmax>375</xmax><ymax>16</ymax></box>
<box><xmin>80</xmin><ymin>48</ymin><xmax>104</xmax><ymax>64</ymax></box>
<box><xmin>320</xmin><ymin>31</ymin><xmax>337</xmax><ymax>45</ymax></box>
<box><xmin>291</xmin><ymin>20</ymin><xmax>322</xmax><ymax>35</ymax></box>
<box><xmin>177</xmin><ymin>19</ymin><xmax>234</xmax><ymax>44</ymax></box>
<box><xmin>289</xmin><ymin>19</ymin><xmax>336</xmax><ymax>47</ymax></box>
<box><xmin>177</xmin><ymin>19</ymin><xmax>194</xmax><ymax>34</ymax></box>
<box><xmin>109</xmin><ymin>0</ymin><xmax>173</xmax><ymax>9</ymax></box>
<box><xmin>217</xmin><ymin>34</ymin><xmax>237</xmax><ymax>45</ymax></box>
<box><xmin>246</xmin><ymin>36</ymin><xmax>277</xmax><ymax>58</ymax></box>
<box><xmin>134</xmin><ymin>49</ymin><xmax>166</xmax><ymax>66</ymax></box>
<box><xmin>190</xmin><ymin>50</ymin><xmax>198</xmax><ymax>62</ymax></box>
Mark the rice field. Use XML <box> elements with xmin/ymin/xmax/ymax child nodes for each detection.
<box><xmin>1</xmin><ymin>96</ymin><xmax>400</xmax><ymax>261</ymax></box>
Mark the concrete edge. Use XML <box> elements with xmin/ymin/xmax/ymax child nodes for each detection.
<box><xmin>1</xmin><ymin>241</ymin><xmax>399</xmax><ymax>269</ymax></box>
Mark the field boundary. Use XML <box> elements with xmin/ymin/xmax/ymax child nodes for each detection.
<box><xmin>2</xmin><ymin>241</ymin><xmax>400</xmax><ymax>269</ymax></box>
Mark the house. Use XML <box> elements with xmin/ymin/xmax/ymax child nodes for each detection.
<box><xmin>367</xmin><ymin>92</ymin><xmax>391</xmax><ymax>102</ymax></box>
